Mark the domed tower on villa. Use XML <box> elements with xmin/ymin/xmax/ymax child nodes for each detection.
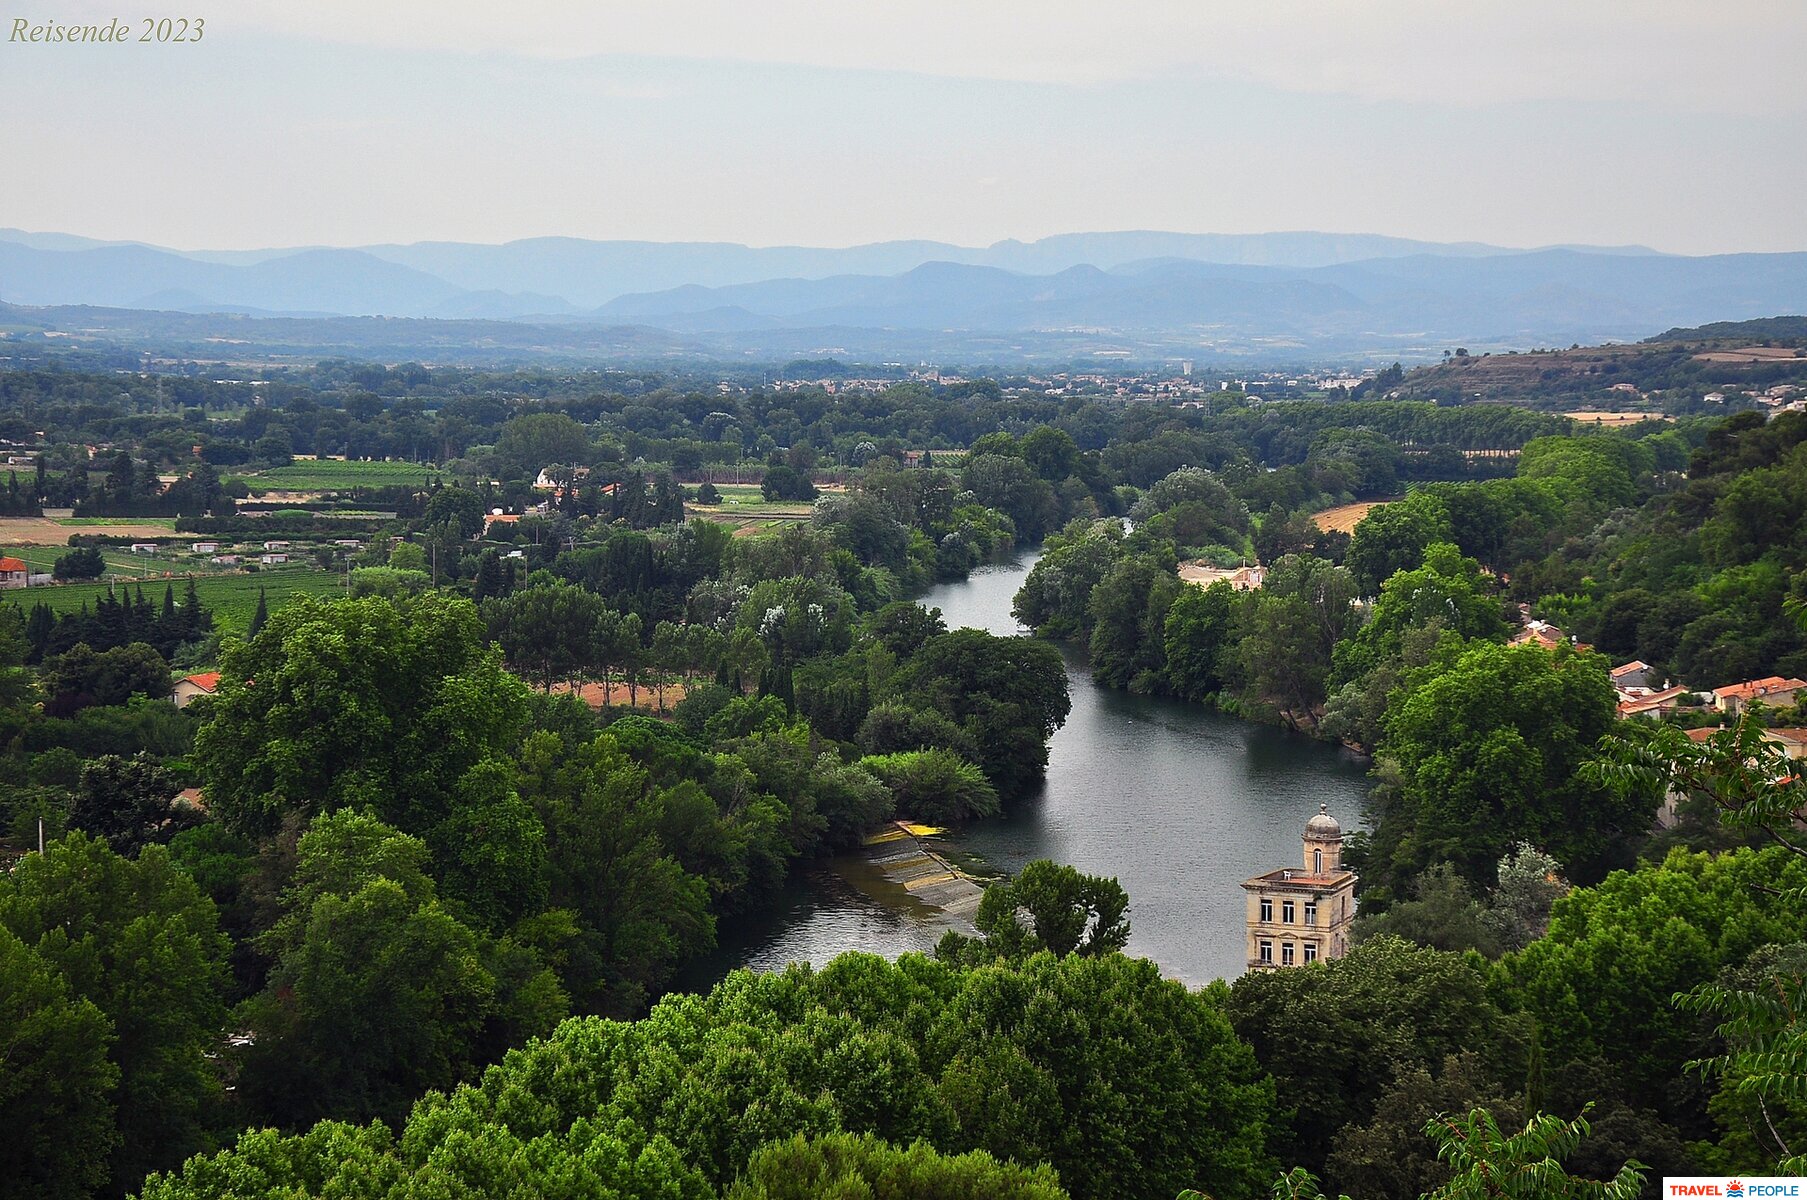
<box><xmin>1240</xmin><ymin>804</ymin><xmax>1358</xmax><ymax>970</ymax></box>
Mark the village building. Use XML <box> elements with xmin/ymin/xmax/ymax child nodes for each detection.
<box><xmin>1179</xmin><ymin>563</ymin><xmax>1266</xmax><ymax>591</ymax></box>
<box><xmin>0</xmin><ymin>556</ymin><xmax>28</xmax><ymax>590</ymax></box>
<box><xmin>1610</xmin><ymin>660</ymin><xmax>1655</xmax><ymax>690</ymax></box>
<box><xmin>170</xmin><ymin>672</ymin><xmax>220</xmax><ymax>709</ymax></box>
<box><xmin>1617</xmin><ymin>685</ymin><xmax>1693</xmax><ymax>719</ymax></box>
<box><xmin>1713</xmin><ymin>676</ymin><xmax>1807</xmax><ymax>716</ymax></box>
<box><xmin>1241</xmin><ymin>805</ymin><xmax>1358</xmax><ymax>970</ymax></box>
<box><xmin>1508</xmin><ymin>618</ymin><xmax>1590</xmax><ymax>652</ymax></box>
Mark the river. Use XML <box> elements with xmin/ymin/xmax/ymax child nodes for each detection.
<box><xmin>693</xmin><ymin>549</ymin><xmax>1373</xmax><ymax>987</ymax></box>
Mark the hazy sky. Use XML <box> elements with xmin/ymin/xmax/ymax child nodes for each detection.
<box><xmin>4</xmin><ymin>1</ymin><xmax>1805</xmax><ymax>253</ymax></box>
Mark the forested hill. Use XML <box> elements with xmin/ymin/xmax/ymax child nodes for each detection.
<box><xmin>1646</xmin><ymin>314</ymin><xmax>1807</xmax><ymax>344</ymax></box>
<box><xmin>1390</xmin><ymin>327</ymin><xmax>1807</xmax><ymax>410</ymax></box>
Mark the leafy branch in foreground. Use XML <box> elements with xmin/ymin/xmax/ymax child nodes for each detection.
<box><xmin>1676</xmin><ymin>951</ymin><xmax>1807</xmax><ymax>1174</ymax></box>
<box><xmin>1179</xmin><ymin>1107</ymin><xmax>1642</xmax><ymax>1200</ymax></box>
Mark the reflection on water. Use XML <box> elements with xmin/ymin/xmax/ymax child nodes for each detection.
<box><xmin>697</xmin><ymin>551</ymin><xmax>1373</xmax><ymax>987</ymax></box>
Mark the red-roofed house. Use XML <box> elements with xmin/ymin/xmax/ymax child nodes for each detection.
<box><xmin>171</xmin><ymin>672</ymin><xmax>221</xmax><ymax>709</ymax></box>
<box><xmin>1509</xmin><ymin>619</ymin><xmax>1592</xmax><ymax>653</ymax></box>
<box><xmin>1713</xmin><ymin>676</ymin><xmax>1807</xmax><ymax>716</ymax></box>
<box><xmin>1618</xmin><ymin>686</ymin><xmax>1692</xmax><ymax>719</ymax></box>
<box><xmin>0</xmin><ymin>556</ymin><xmax>27</xmax><ymax>589</ymax></box>
<box><xmin>1765</xmin><ymin>728</ymin><xmax>1807</xmax><ymax>761</ymax></box>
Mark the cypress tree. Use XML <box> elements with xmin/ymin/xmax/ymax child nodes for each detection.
<box><xmin>247</xmin><ymin>587</ymin><xmax>269</xmax><ymax>639</ymax></box>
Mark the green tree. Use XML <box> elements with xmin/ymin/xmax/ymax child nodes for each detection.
<box><xmin>421</xmin><ymin>485</ymin><xmax>485</xmax><ymax>539</ymax></box>
<box><xmin>0</xmin><ymin>924</ymin><xmax>120</xmax><ymax>1200</ymax></box>
<box><xmin>1235</xmin><ymin>554</ymin><xmax>1357</xmax><ymax>728</ymax></box>
<box><xmin>1373</xmin><ymin>640</ymin><xmax>1632</xmax><ymax>889</ymax></box>
<box><xmin>1226</xmin><ymin>935</ymin><xmax>1530</xmax><ymax>1174</ymax></box>
<box><xmin>40</xmin><ymin>640</ymin><xmax>172</xmax><ymax>714</ymax></box>
<box><xmin>0</xmin><ymin>834</ymin><xmax>231</xmax><ymax>1194</ymax></box>
<box><xmin>493</xmin><ymin>412</ymin><xmax>593</xmax><ymax>480</ymax></box>
<box><xmin>1344</xmin><ymin>492</ymin><xmax>1452</xmax><ymax>596</ymax></box>
<box><xmin>516</xmin><ymin>731</ymin><xmax>713</xmax><ymax>1014</ymax></box>
<box><xmin>54</xmin><ymin>544</ymin><xmax>106</xmax><ymax>580</ymax></box>
<box><xmin>194</xmin><ymin>594</ymin><xmax>531</xmax><ymax>838</ymax></box>
<box><xmin>1164</xmin><ymin>580</ymin><xmax>1247</xmax><ymax>703</ymax></box>
<box><xmin>729</xmin><ymin>1132</ymin><xmax>1069</xmax><ymax>1200</ymax></box>
<box><xmin>69</xmin><ymin>751</ymin><xmax>195</xmax><ymax>855</ymax></box>
<box><xmin>240</xmin><ymin>875</ymin><xmax>501</xmax><ymax>1128</ymax></box>
<box><xmin>1333</xmin><ymin>542</ymin><xmax>1507</xmax><ymax>685</ymax></box>
<box><xmin>859</xmin><ymin>748</ymin><xmax>1000</xmax><ymax>824</ymax></box>
<box><xmin>953</xmin><ymin>859</ymin><xmax>1129</xmax><ymax>960</ymax></box>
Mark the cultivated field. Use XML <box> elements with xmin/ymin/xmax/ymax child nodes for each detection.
<box><xmin>244</xmin><ymin>460</ymin><xmax>441</xmax><ymax>490</ymax></box>
<box><xmin>1312</xmin><ymin>499</ymin><xmax>1394</xmax><ymax>534</ymax></box>
<box><xmin>1694</xmin><ymin>347</ymin><xmax>1805</xmax><ymax>363</ymax></box>
<box><xmin>4</xmin><ymin>569</ymin><xmax>347</xmax><ymax>632</ymax></box>
<box><xmin>0</xmin><ymin>516</ymin><xmax>180</xmax><ymax>545</ymax></box>
<box><xmin>1564</xmin><ymin>411</ymin><xmax>1673</xmax><ymax>427</ymax></box>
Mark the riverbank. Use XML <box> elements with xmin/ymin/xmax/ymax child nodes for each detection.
<box><xmin>692</xmin><ymin>550</ymin><xmax>1371</xmax><ymax>987</ymax></box>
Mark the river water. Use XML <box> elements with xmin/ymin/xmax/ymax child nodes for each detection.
<box><xmin>695</xmin><ymin>550</ymin><xmax>1373</xmax><ymax>987</ymax></box>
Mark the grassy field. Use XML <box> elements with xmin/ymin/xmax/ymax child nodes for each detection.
<box><xmin>4</xmin><ymin>569</ymin><xmax>348</xmax><ymax>633</ymax></box>
<box><xmin>694</xmin><ymin>483</ymin><xmax>819</xmax><ymax>516</ymax></box>
<box><xmin>2</xmin><ymin>545</ymin><xmax>182</xmax><ymax>578</ymax></box>
<box><xmin>245</xmin><ymin>460</ymin><xmax>441</xmax><ymax>490</ymax></box>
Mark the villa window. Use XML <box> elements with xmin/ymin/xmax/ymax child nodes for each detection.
<box><xmin>1305</xmin><ymin>943</ymin><xmax>1318</xmax><ymax>963</ymax></box>
<box><xmin>1304</xmin><ymin>901</ymin><xmax>1317</xmax><ymax>925</ymax></box>
<box><xmin>1282</xmin><ymin>942</ymin><xmax>1295</xmax><ymax>966</ymax></box>
<box><xmin>1282</xmin><ymin>900</ymin><xmax>1295</xmax><ymax>924</ymax></box>
<box><xmin>1314</xmin><ymin>848</ymin><xmax>1323</xmax><ymax>874</ymax></box>
<box><xmin>1259</xmin><ymin>940</ymin><xmax>1273</xmax><ymax>964</ymax></box>
<box><xmin>1260</xmin><ymin>898</ymin><xmax>1272</xmax><ymax>922</ymax></box>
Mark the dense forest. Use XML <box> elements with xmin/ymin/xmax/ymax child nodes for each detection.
<box><xmin>5</xmin><ymin>354</ymin><xmax>1807</xmax><ymax>1199</ymax></box>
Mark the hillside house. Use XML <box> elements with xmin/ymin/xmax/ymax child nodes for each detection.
<box><xmin>0</xmin><ymin>556</ymin><xmax>28</xmax><ymax>590</ymax></box>
<box><xmin>260</xmin><ymin>553</ymin><xmax>288</xmax><ymax>565</ymax></box>
<box><xmin>1713</xmin><ymin>676</ymin><xmax>1807</xmax><ymax>716</ymax></box>
<box><xmin>1180</xmin><ymin>563</ymin><xmax>1266</xmax><ymax>591</ymax></box>
<box><xmin>190</xmin><ymin>541</ymin><xmax>221</xmax><ymax>554</ymax></box>
<box><xmin>1610</xmin><ymin>660</ymin><xmax>1655</xmax><ymax>690</ymax></box>
<box><xmin>129</xmin><ymin>543</ymin><xmax>160</xmax><ymax>555</ymax></box>
<box><xmin>1617</xmin><ymin>686</ymin><xmax>1692</xmax><ymax>719</ymax></box>
<box><xmin>1509</xmin><ymin>619</ymin><xmax>1589</xmax><ymax>652</ymax></box>
<box><xmin>170</xmin><ymin>672</ymin><xmax>220</xmax><ymax>709</ymax></box>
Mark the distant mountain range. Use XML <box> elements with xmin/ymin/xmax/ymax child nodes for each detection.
<box><xmin>1</xmin><ymin>228</ymin><xmax>1803</xmax><ymax>361</ymax></box>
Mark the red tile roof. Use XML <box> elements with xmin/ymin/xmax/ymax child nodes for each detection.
<box><xmin>1714</xmin><ymin>676</ymin><xmax>1807</xmax><ymax>702</ymax></box>
<box><xmin>180</xmin><ymin>672</ymin><xmax>221</xmax><ymax>693</ymax></box>
<box><xmin>0</xmin><ymin>556</ymin><xmax>26</xmax><ymax>572</ymax></box>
